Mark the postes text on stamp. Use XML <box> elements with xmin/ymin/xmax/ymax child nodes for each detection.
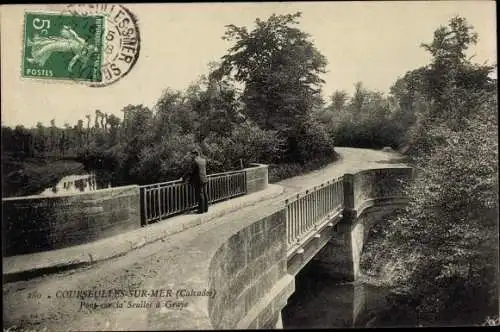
<box><xmin>22</xmin><ymin>12</ymin><xmax>105</xmax><ymax>83</ymax></box>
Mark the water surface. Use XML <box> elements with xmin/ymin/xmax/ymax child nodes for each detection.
<box><xmin>282</xmin><ymin>262</ymin><xmax>390</xmax><ymax>329</ymax></box>
<box><xmin>39</xmin><ymin>173</ymin><xmax>111</xmax><ymax>196</ymax></box>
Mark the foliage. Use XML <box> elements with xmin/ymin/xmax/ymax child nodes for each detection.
<box><xmin>319</xmin><ymin>84</ymin><xmax>405</xmax><ymax>149</ymax></box>
<box><xmin>366</xmin><ymin>104</ymin><xmax>498</xmax><ymax>326</ymax></box>
<box><xmin>203</xmin><ymin>121</ymin><xmax>286</xmax><ymax>171</ymax></box>
<box><xmin>287</xmin><ymin>114</ymin><xmax>337</xmax><ymax>163</ymax></box>
<box><xmin>212</xmin><ymin>12</ymin><xmax>329</xmax><ymax>160</ymax></box>
<box><xmin>403</xmin><ymin>16</ymin><xmax>496</xmax><ymax>158</ymax></box>
<box><xmin>268</xmin><ymin>157</ymin><xmax>334</xmax><ymax>183</ymax></box>
<box><xmin>360</xmin><ymin>16</ymin><xmax>498</xmax><ymax>326</ymax></box>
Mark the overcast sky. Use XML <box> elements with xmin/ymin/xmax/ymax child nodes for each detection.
<box><xmin>1</xmin><ymin>2</ymin><xmax>496</xmax><ymax>128</ymax></box>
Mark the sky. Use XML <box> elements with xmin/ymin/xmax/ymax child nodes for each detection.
<box><xmin>1</xmin><ymin>2</ymin><xmax>496</xmax><ymax>128</ymax></box>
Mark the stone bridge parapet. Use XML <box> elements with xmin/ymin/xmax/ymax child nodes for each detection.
<box><xmin>2</xmin><ymin>185</ymin><xmax>141</xmax><ymax>257</ymax></box>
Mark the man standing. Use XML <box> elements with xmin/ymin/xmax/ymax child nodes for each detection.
<box><xmin>182</xmin><ymin>149</ymin><xmax>209</xmax><ymax>214</ymax></box>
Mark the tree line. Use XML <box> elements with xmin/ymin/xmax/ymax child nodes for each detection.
<box><xmin>2</xmin><ymin>111</ymin><xmax>122</xmax><ymax>159</ymax></box>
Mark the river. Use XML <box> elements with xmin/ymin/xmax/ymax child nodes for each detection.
<box><xmin>282</xmin><ymin>261</ymin><xmax>394</xmax><ymax>329</ymax></box>
<box><xmin>38</xmin><ymin>172</ymin><xmax>112</xmax><ymax>196</ymax></box>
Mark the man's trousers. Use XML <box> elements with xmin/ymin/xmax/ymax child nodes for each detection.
<box><xmin>195</xmin><ymin>182</ymin><xmax>209</xmax><ymax>213</ymax></box>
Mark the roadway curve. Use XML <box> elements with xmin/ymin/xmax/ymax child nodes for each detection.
<box><xmin>2</xmin><ymin>147</ymin><xmax>407</xmax><ymax>331</ymax></box>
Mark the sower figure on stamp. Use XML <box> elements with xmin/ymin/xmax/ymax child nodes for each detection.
<box><xmin>181</xmin><ymin>149</ymin><xmax>209</xmax><ymax>214</ymax></box>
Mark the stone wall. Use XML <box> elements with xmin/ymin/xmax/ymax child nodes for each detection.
<box><xmin>245</xmin><ymin>163</ymin><xmax>269</xmax><ymax>194</ymax></box>
<box><xmin>352</xmin><ymin>167</ymin><xmax>413</xmax><ymax>212</ymax></box>
<box><xmin>208</xmin><ymin>209</ymin><xmax>294</xmax><ymax>329</ymax></box>
<box><xmin>2</xmin><ymin>185</ymin><xmax>141</xmax><ymax>257</ymax></box>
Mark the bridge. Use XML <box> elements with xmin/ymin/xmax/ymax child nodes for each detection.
<box><xmin>2</xmin><ymin>148</ymin><xmax>414</xmax><ymax>331</ymax></box>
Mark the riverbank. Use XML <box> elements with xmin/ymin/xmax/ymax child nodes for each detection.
<box><xmin>2</xmin><ymin>155</ymin><xmax>86</xmax><ymax>197</ymax></box>
<box><xmin>357</xmin><ymin>206</ymin><xmax>499</xmax><ymax>328</ymax></box>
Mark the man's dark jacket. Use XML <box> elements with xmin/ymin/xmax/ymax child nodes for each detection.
<box><xmin>189</xmin><ymin>156</ymin><xmax>208</xmax><ymax>185</ymax></box>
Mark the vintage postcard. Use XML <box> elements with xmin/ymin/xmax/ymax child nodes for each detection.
<box><xmin>1</xmin><ymin>2</ymin><xmax>498</xmax><ymax>331</ymax></box>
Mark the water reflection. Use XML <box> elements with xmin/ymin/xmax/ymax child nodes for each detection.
<box><xmin>39</xmin><ymin>173</ymin><xmax>112</xmax><ymax>196</ymax></box>
<box><xmin>282</xmin><ymin>262</ymin><xmax>389</xmax><ymax>329</ymax></box>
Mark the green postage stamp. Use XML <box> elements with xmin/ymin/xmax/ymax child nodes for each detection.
<box><xmin>22</xmin><ymin>12</ymin><xmax>105</xmax><ymax>83</ymax></box>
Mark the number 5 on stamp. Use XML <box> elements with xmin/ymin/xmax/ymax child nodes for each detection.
<box><xmin>22</xmin><ymin>12</ymin><xmax>105</xmax><ymax>83</ymax></box>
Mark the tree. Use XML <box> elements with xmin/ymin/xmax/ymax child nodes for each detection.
<box><xmin>59</xmin><ymin>130</ymin><xmax>66</xmax><ymax>156</ymax></box>
<box><xmin>107</xmin><ymin>114</ymin><xmax>121</xmax><ymax>146</ymax></box>
<box><xmin>196</xmin><ymin>76</ymin><xmax>243</xmax><ymax>140</ymax></box>
<box><xmin>212</xmin><ymin>12</ymin><xmax>327</xmax><ymax>136</ymax></box>
<box><xmin>153</xmin><ymin>88</ymin><xmax>185</xmax><ymax>139</ymax></box>
<box><xmin>104</xmin><ymin>113</ymin><xmax>109</xmax><ymax>131</ymax></box>
<box><xmin>49</xmin><ymin>119</ymin><xmax>57</xmax><ymax>153</ymax></box>
<box><xmin>85</xmin><ymin>114</ymin><xmax>91</xmax><ymax>147</ymax></box>
<box><xmin>94</xmin><ymin>110</ymin><xmax>101</xmax><ymax>129</ymax></box>
<box><xmin>394</xmin><ymin>16</ymin><xmax>497</xmax><ymax>158</ymax></box>
<box><xmin>100</xmin><ymin>112</ymin><xmax>105</xmax><ymax>129</ymax></box>
<box><xmin>420</xmin><ymin>16</ymin><xmax>495</xmax><ymax>127</ymax></box>
<box><xmin>350</xmin><ymin>82</ymin><xmax>366</xmax><ymax>117</ymax></box>
<box><xmin>10</xmin><ymin>125</ymin><xmax>33</xmax><ymax>158</ymax></box>
<box><xmin>330</xmin><ymin>90</ymin><xmax>348</xmax><ymax>112</ymax></box>
<box><xmin>34</xmin><ymin>122</ymin><xmax>47</xmax><ymax>156</ymax></box>
<box><xmin>367</xmin><ymin>103</ymin><xmax>498</xmax><ymax>326</ymax></box>
<box><xmin>74</xmin><ymin>119</ymin><xmax>85</xmax><ymax>148</ymax></box>
<box><xmin>119</xmin><ymin>104</ymin><xmax>154</xmax><ymax>184</ymax></box>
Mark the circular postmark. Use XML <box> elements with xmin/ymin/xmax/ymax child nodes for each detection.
<box><xmin>60</xmin><ymin>4</ymin><xmax>141</xmax><ymax>87</ymax></box>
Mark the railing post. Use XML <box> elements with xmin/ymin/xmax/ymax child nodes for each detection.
<box><xmin>343</xmin><ymin>173</ymin><xmax>356</xmax><ymax>223</ymax></box>
<box><xmin>295</xmin><ymin>195</ymin><xmax>299</xmax><ymax>239</ymax></box>
<box><xmin>285</xmin><ymin>199</ymin><xmax>290</xmax><ymax>245</ymax></box>
<box><xmin>243</xmin><ymin>171</ymin><xmax>247</xmax><ymax>194</ymax></box>
<box><xmin>156</xmin><ymin>183</ymin><xmax>161</xmax><ymax>221</ymax></box>
<box><xmin>140</xmin><ymin>188</ymin><xmax>147</xmax><ymax>226</ymax></box>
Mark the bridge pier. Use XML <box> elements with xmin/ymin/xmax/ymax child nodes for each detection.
<box><xmin>310</xmin><ymin>173</ymin><xmax>361</xmax><ymax>281</ymax></box>
<box><xmin>311</xmin><ymin>212</ymin><xmax>360</xmax><ymax>281</ymax></box>
<box><xmin>311</xmin><ymin>205</ymin><xmax>405</xmax><ymax>282</ymax></box>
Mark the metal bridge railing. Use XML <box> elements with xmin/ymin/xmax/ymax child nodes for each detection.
<box><xmin>285</xmin><ymin>177</ymin><xmax>344</xmax><ymax>250</ymax></box>
<box><xmin>140</xmin><ymin>170</ymin><xmax>247</xmax><ymax>225</ymax></box>
<box><xmin>284</xmin><ymin>167</ymin><xmax>414</xmax><ymax>254</ymax></box>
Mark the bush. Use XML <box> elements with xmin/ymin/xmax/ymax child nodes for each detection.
<box><xmin>287</xmin><ymin>116</ymin><xmax>337</xmax><ymax>164</ymax></box>
<box><xmin>362</xmin><ymin>99</ymin><xmax>498</xmax><ymax>326</ymax></box>
<box><xmin>268</xmin><ymin>155</ymin><xmax>338</xmax><ymax>183</ymax></box>
<box><xmin>330</xmin><ymin>117</ymin><xmax>404</xmax><ymax>149</ymax></box>
<box><xmin>204</xmin><ymin>122</ymin><xmax>286</xmax><ymax>171</ymax></box>
<box><xmin>134</xmin><ymin>133</ymin><xmax>198</xmax><ymax>184</ymax></box>
<box><xmin>268</xmin><ymin>163</ymin><xmax>306</xmax><ymax>183</ymax></box>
